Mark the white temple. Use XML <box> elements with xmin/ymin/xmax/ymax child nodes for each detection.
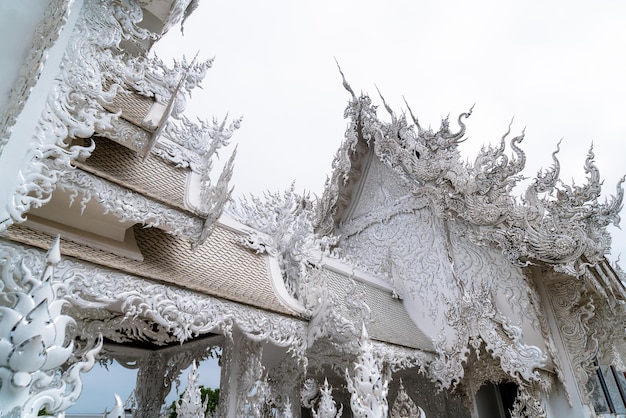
<box><xmin>1</xmin><ymin>1</ymin><xmax>625</xmax><ymax>417</ymax></box>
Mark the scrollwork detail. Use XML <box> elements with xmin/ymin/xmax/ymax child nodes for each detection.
<box><xmin>0</xmin><ymin>239</ymin><xmax>308</xmax><ymax>364</ymax></box>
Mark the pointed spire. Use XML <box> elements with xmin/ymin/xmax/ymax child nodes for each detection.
<box><xmin>334</xmin><ymin>58</ymin><xmax>355</xmax><ymax>100</ymax></box>
<box><xmin>46</xmin><ymin>235</ymin><xmax>61</xmax><ymax>266</ymax></box>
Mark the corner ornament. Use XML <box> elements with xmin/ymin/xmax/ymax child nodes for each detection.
<box><xmin>311</xmin><ymin>378</ymin><xmax>343</xmax><ymax>418</ymax></box>
<box><xmin>345</xmin><ymin>325</ymin><xmax>390</xmax><ymax>418</ymax></box>
<box><xmin>0</xmin><ymin>236</ymin><xmax>102</xmax><ymax>417</ymax></box>
<box><xmin>390</xmin><ymin>379</ymin><xmax>426</xmax><ymax>418</ymax></box>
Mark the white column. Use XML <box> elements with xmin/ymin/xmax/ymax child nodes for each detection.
<box><xmin>535</xmin><ymin>279</ymin><xmax>595</xmax><ymax>418</ymax></box>
<box><xmin>219</xmin><ymin>328</ymin><xmax>268</xmax><ymax>418</ymax></box>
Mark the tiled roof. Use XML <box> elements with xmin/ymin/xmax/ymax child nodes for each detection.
<box><xmin>75</xmin><ymin>137</ymin><xmax>189</xmax><ymax>211</ymax></box>
<box><xmin>6</xmin><ymin>223</ymin><xmax>298</xmax><ymax>317</ymax></box>
<box><xmin>323</xmin><ymin>268</ymin><xmax>434</xmax><ymax>351</ymax></box>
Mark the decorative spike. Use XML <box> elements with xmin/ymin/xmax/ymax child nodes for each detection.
<box><xmin>402</xmin><ymin>96</ymin><xmax>422</xmax><ymax>133</ymax></box>
<box><xmin>334</xmin><ymin>58</ymin><xmax>356</xmax><ymax>100</ymax></box>
<box><xmin>375</xmin><ymin>84</ymin><xmax>395</xmax><ymax>121</ymax></box>
<box><xmin>46</xmin><ymin>235</ymin><xmax>61</xmax><ymax>266</ymax></box>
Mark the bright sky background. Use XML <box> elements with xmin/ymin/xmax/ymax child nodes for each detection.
<box><xmin>72</xmin><ymin>0</ymin><xmax>626</xmax><ymax>413</ymax></box>
<box><xmin>68</xmin><ymin>356</ymin><xmax>220</xmax><ymax>414</ymax></box>
<box><xmin>155</xmin><ymin>0</ymin><xmax>626</xmax><ymax>263</ymax></box>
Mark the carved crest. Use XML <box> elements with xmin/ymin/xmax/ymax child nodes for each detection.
<box><xmin>390</xmin><ymin>379</ymin><xmax>426</xmax><ymax>418</ymax></box>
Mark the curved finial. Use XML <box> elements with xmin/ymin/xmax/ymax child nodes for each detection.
<box><xmin>445</xmin><ymin>104</ymin><xmax>474</xmax><ymax>143</ymax></box>
<box><xmin>334</xmin><ymin>58</ymin><xmax>355</xmax><ymax>100</ymax></box>
<box><xmin>502</xmin><ymin>116</ymin><xmax>514</xmax><ymax>140</ymax></box>
<box><xmin>375</xmin><ymin>84</ymin><xmax>395</xmax><ymax>121</ymax></box>
<box><xmin>104</xmin><ymin>394</ymin><xmax>124</xmax><ymax>418</ymax></box>
<box><xmin>403</xmin><ymin>96</ymin><xmax>422</xmax><ymax>134</ymax></box>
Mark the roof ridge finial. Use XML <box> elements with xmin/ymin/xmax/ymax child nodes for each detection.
<box><xmin>334</xmin><ymin>57</ymin><xmax>355</xmax><ymax>100</ymax></box>
<box><xmin>402</xmin><ymin>96</ymin><xmax>422</xmax><ymax>134</ymax></box>
<box><xmin>375</xmin><ymin>84</ymin><xmax>395</xmax><ymax>120</ymax></box>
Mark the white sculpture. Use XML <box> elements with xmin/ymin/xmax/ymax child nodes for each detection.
<box><xmin>176</xmin><ymin>360</ymin><xmax>208</xmax><ymax>418</ymax></box>
<box><xmin>0</xmin><ymin>236</ymin><xmax>101</xmax><ymax>417</ymax></box>
<box><xmin>345</xmin><ymin>325</ymin><xmax>389</xmax><ymax>418</ymax></box>
<box><xmin>311</xmin><ymin>379</ymin><xmax>343</xmax><ymax>418</ymax></box>
<box><xmin>390</xmin><ymin>379</ymin><xmax>425</xmax><ymax>418</ymax></box>
<box><xmin>104</xmin><ymin>394</ymin><xmax>125</xmax><ymax>418</ymax></box>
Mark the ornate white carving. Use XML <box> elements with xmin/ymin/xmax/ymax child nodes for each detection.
<box><xmin>55</xmin><ymin>162</ymin><xmax>204</xmax><ymax>240</ymax></box>
<box><xmin>311</xmin><ymin>378</ymin><xmax>343</xmax><ymax>418</ymax></box>
<box><xmin>232</xmin><ymin>184</ymin><xmax>335</xmax><ymax>301</ymax></box>
<box><xmin>176</xmin><ymin>361</ymin><xmax>209</xmax><ymax>418</ymax></box>
<box><xmin>161</xmin><ymin>115</ymin><xmax>241</xmax><ymax>173</ymax></box>
<box><xmin>510</xmin><ymin>385</ymin><xmax>547</xmax><ymax>418</ymax></box>
<box><xmin>317</xmin><ymin>84</ymin><xmax>624</xmax><ymax>276</ymax></box>
<box><xmin>307</xmin><ymin>277</ymin><xmax>371</xmax><ymax>350</ymax></box>
<box><xmin>545</xmin><ymin>273</ymin><xmax>626</xmax><ymax>408</ymax></box>
<box><xmin>429</xmin><ymin>285</ymin><xmax>548</xmax><ymax>390</ymax></box>
<box><xmin>390</xmin><ymin>379</ymin><xmax>426</xmax><ymax>418</ymax></box>
<box><xmin>3</xmin><ymin>0</ymin><xmax>236</xmax><ymax>245</ymax></box>
<box><xmin>333</xmin><ymin>166</ymin><xmax>549</xmax><ymax>390</ymax></box>
<box><xmin>97</xmin><ymin>117</ymin><xmax>151</xmax><ymax>153</ymax></box>
<box><xmin>1</xmin><ymin>141</ymin><xmax>94</xmax><ymax>234</ymax></box>
<box><xmin>1</xmin><ymin>0</ymin><xmax>144</xmax><ymax>231</ymax></box>
<box><xmin>345</xmin><ymin>326</ymin><xmax>389</xmax><ymax>418</ymax></box>
<box><xmin>0</xmin><ymin>236</ymin><xmax>101</xmax><ymax>417</ymax></box>
<box><xmin>195</xmin><ymin>146</ymin><xmax>237</xmax><ymax>247</ymax></box>
<box><xmin>546</xmin><ymin>279</ymin><xmax>598</xmax><ymax>402</ymax></box>
<box><xmin>301</xmin><ymin>378</ymin><xmax>320</xmax><ymax>409</ymax></box>
<box><xmin>236</xmin><ymin>338</ymin><xmax>269</xmax><ymax>417</ymax></box>
<box><xmin>307</xmin><ymin>80</ymin><xmax>626</xmax><ymax>395</ymax></box>
<box><xmin>0</xmin><ymin>239</ymin><xmax>308</xmax><ymax>362</ymax></box>
<box><xmin>372</xmin><ymin>341</ymin><xmax>433</xmax><ymax>374</ymax></box>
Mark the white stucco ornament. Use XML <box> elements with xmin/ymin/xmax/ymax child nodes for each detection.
<box><xmin>0</xmin><ymin>236</ymin><xmax>102</xmax><ymax>417</ymax></box>
<box><xmin>311</xmin><ymin>378</ymin><xmax>343</xmax><ymax>418</ymax></box>
<box><xmin>345</xmin><ymin>325</ymin><xmax>389</xmax><ymax>418</ymax></box>
<box><xmin>390</xmin><ymin>379</ymin><xmax>425</xmax><ymax>418</ymax></box>
<box><xmin>176</xmin><ymin>360</ymin><xmax>208</xmax><ymax>418</ymax></box>
<box><xmin>103</xmin><ymin>394</ymin><xmax>124</xmax><ymax>418</ymax></box>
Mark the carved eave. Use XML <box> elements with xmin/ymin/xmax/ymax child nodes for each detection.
<box><xmin>0</xmin><ymin>238</ymin><xmax>307</xmax><ymax>362</ymax></box>
<box><xmin>314</xmin><ymin>117</ymin><xmax>372</xmax><ymax>236</ymax></box>
<box><xmin>0</xmin><ymin>0</ymin><xmax>234</xmax><ymax>247</ymax></box>
<box><xmin>542</xmin><ymin>256</ymin><xmax>626</xmax><ymax>309</ymax></box>
<box><xmin>315</xmin><ymin>254</ymin><xmax>434</xmax><ymax>352</ymax></box>
<box><xmin>4</xmin><ymin>216</ymin><xmax>303</xmax><ymax>319</ymax></box>
<box><xmin>584</xmin><ymin>257</ymin><xmax>626</xmax><ymax>304</ymax></box>
<box><xmin>537</xmin><ymin>260</ymin><xmax>626</xmax><ymax>404</ymax></box>
<box><xmin>316</xmin><ymin>93</ymin><xmax>399</xmax><ymax>241</ymax></box>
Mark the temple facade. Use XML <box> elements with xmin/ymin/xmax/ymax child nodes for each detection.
<box><xmin>1</xmin><ymin>1</ymin><xmax>625</xmax><ymax>417</ymax></box>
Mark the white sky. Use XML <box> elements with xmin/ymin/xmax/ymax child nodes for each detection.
<box><xmin>155</xmin><ymin>0</ymin><xmax>626</xmax><ymax>264</ymax></box>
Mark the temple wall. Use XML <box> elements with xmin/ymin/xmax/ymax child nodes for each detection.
<box><xmin>0</xmin><ymin>0</ymin><xmax>83</xmax><ymax>227</ymax></box>
<box><xmin>0</xmin><ymin>0</ymin><xmax>50</xmax><ymax>113</ymax></box>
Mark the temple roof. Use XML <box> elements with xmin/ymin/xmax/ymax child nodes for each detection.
<box><xmin>316</xmin><ymin>86</ymin><xmax>624</xmax><ymax>276</ymax></box>
<box><xmin>321</xmin><ymin>265</ymin><xmax>434</xmax><ymax>351</ymax></box>
<box><xmin>5</xmin><ymin>221</ymin><xmax>300</xmax><ymax>317</ymax></box>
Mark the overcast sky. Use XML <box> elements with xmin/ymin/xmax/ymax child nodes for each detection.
<box><xmin>153</xmin><ymin>0</ymin><xmax>626</xmax><ymax>264</ymax></box>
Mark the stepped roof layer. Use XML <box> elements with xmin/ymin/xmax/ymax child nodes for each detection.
<box><xmin>75</xmin><ymin>137</ymin><xmax>189</xmax><ymax>213</ymax></box>
<box><xmin>6</xmin><ymin>222</ymin><xmax>298</xmax><ymax>317</ymax></box>
<box><xmin>323</xmin><ymin>267</ymin><xmax>434</xmax><ymax>351</ymax></box>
